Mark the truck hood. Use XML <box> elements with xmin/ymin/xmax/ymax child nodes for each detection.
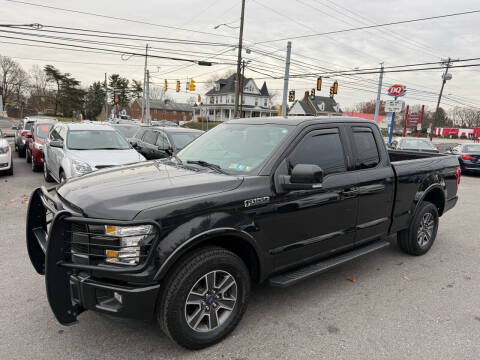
<box><xmin>57</xmin><ymin>161</ymin><xmax>243</xmax><ymax>220</ymax></box>
<box><xmin>68</xmin><ymin>149</ymin><xmax>145</xmax><ymax>168</ymax></box>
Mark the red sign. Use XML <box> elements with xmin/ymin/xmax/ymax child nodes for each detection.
<box><xmin>406</xmin><ymin>112</ymin><xmax>420</xmax><ymax>126</ymax></box>
<box><xmin>387</xmin><ymin>84</ymin><xmax>406</xmax><ymax>97</ymax></box>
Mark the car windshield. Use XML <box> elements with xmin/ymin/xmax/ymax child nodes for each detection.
<box><xmin>464</xmin><ymin>144</ymin><xmax>480</xmax><ymax>152</ymax></box>
<box><xmin>113</xmin><ymin>125</ymin><xmax>139</xmax><ymax>138</ymax></box>
<box><xmin>401</xmin><ymin>139</ymin><xmax>436</xmax><ymax>150</ymax></box>
<box><xmin>24</xmin><ymin>121</ymin><xmax>34</xmax><ymax>131</ymax></box>
<box><xmin>67</xmin><ymin>130</ymin><xmax>131</xmax><ymax>150</ymax></box>
<box><xmin>170</xmin><ymin>132</ymin><xmax>202</xmax><ymax>150</ymax></box>
<box><xmin>36</xmin><ymin>124</ymin><xmax>53</xmax><ymax>139</ymax></box>
<box><xmin>177</xmin><ymin>123</ymin><xmax>290</xmax><ymax>174</ymax></box>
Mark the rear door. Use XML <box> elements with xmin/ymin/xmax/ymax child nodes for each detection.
<box><xmin>347</xmin><ymin>125</ymin><xmax>395</xmax><ymax>245</ymax></box>
<box><xmin>140</xmin><ymin>130</ymin><xmax>158</xmax><ymax>159</ymax></box>
<box><xmin>152</xmin><ymin>131</ymin><xmax>171</xmax><ymax>159</ymax></box>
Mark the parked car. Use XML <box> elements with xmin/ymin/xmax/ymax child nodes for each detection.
<box><xmin>0</xmin><ymin>130</ymin><xmax>13</xmax><ymax>175</ymax></box>
<box><xmin>26</xmin><ymin>121</ymin><xmax>56</xmax><ymax>172</ymax></box>
<box><xmin>449</xmin><ymin>143</ymin><xmax>480</xmax><ymax>173</ymax></box>
<box><xmin>15</xmin><ymin>117</ymin><xmax>57</xmax><ymax>157</ymax></box>
<box><xmin>109</xmin><ymin>123</ymin><xmax>142</xmax><ymax>142</ymax></box>
<box><xmin>0</xmin><ymin>119</ymin><xmax>19</xmax><ymax>139</ymax></box>
<box><xmin>388</xmin><ymin>137</ymin><xmax>439</xmax><ymax>153</ymax></box>
<box><xmin>131</xmin><ymin>126</ymin><xmax>203</xmax><ymax>160</ymax></box>
<box><xmin>43</xmin><ymin>123</ymin><xmax>146</xmax><ymax>183</ymax></box>
<box><xmin>27</xmin><ymin>117</ymin><xmax>460</xmax><ymax>349</ymax></box>
<box><xmin>151</xmin><ymin>120</ymin><xmax>178</xmax><ymax>127</ymax></box>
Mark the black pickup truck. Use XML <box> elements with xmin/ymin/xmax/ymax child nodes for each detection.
<box><xmin>26</xmin><ymin>117</ymin><xmax>460</xmax><ymax>349</ymax></box>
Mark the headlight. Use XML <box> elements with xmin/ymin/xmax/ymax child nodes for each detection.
<box><xmin>104</xmin><ymin>225</ymin><xmax>154</xmax><ymax>265</ymax></box>
<box><xmin>71</xmin><ymin>159</ymin><xmax>93</xmax><ymax>176</ymax></box>
<box><xmin>0</xmin><ymin>146</ymin><xmax>9</xmax><ymax>154</ymax></box>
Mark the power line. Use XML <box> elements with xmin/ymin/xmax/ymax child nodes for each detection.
<box><xmin>255</xmin><ymin>9</ymin><xmax>480</xmax><ymax>44</ymax></box>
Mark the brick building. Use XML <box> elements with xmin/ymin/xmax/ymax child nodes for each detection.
<box><xmin>130</xmin><ymin>99</ymin><xmax>194</xmax><ymax>123</ymax></box>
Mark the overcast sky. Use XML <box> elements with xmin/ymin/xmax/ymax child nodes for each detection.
<box><xmin>2</xmin><ymin>0</ymin><xmax>480</xmax><ymax>111</ymax></box>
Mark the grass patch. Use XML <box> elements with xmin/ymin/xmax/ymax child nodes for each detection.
<box><xmin>183</xmin><ymin>121</ymin><xmax>222</xmax><ymax>131</ymax></box>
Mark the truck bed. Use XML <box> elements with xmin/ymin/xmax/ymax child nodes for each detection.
<box><xmin>388</xmin><ymin>149</ymin><xmax>445</xmax><ymax>162</ymax></box>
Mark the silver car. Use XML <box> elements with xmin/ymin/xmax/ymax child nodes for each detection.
<box><xmin>43</xmin><ymin>123</ymin><xmax>146</xmax><ymax>183</ymax></box>
<box><xmin>0</xmin><ymin>130</ymin><xmax>13</xmax><ymax>175</ymax></box>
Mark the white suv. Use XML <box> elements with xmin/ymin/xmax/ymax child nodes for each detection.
<box><xmin>43</xmin><ymin>123</ymin><xmax>146</xmax><ymax>183</ymax></box>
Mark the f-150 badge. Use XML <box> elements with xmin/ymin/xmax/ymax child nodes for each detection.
<box><xmin>244</xmin><ymin>197</ymin><xmax>270</xmax><ymax>208</ymax></box>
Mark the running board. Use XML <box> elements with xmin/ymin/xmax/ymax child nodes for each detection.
<box><xmin>269</xmin><ymin>240</ymin><xmax>390</xmax><ymax>287</ymax></box>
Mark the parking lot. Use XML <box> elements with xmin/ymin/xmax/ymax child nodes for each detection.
<box><xmin>1</xmin><ymin>145</ymin><xmax>479</xmax><ymax>360</ymax></box>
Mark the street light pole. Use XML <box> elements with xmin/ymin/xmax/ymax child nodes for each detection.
<box><xmin>430</xmin><ymin>58</ymin><xmax>451</xmax><ymax>141</ymax></box>
<box><xmin>281</xmin><ymin>41</ymin><xmax>292</xmax><ymax>118</ymax></box>
<box><xmin>233</xmin><ymin>0</ymin><xmax>246</xmax><ymax>118</ymax></box>
<box><xmin>141</xmin><ymin>44</ymin><xmax>149</xmax><ymax>123</ymax></box>
<box><xmin>374</xmin><ymin>63</ymin><xmax>384</xmax><ymax>125</ymax></box>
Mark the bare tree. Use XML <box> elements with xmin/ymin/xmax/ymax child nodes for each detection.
<box><xmin>203</xmin><ymin>69</ymin><xmax>236</xmax><ymax>91</ymax></box>
<box><xmin>0</xmin><ymin>55</ymin><xmax>24</xmax><ymax>105</ymax></box>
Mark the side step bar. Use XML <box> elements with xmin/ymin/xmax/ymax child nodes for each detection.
<box><xmin>269</xmin><ymin>240</ymin><xmax>390</xmax><ymax>287</ymax></box>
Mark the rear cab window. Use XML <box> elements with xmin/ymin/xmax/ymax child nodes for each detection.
<box><xmin>351</xmin><ymin>127</ymin><xmax>380</xmax><ymax>170</ymax></box>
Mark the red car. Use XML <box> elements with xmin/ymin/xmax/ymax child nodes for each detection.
<box><xmin>26</xmin><ymin>122</ymin><xmax>56</xmax><ymax>172</ymax></box>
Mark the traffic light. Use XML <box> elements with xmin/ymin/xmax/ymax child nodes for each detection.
<box><xmin>333</xmin><ymin>80</ymin><xmax>338</xmax><ymax>94</ymax></box>
<box><xmin>164</xmin><ymin>80</ymin><xmax>168</xmax><ymax>92</ymax></box>
<box><xmin>176</xmin><ymin>80</ymin><xmax>180</xmax><ymax>92</ymax></box>
<box><xmin>310</xmin><ymin>88</ymin><xmax>315</xmax><ymax>100</ymax></box>
<box><xmin>288</xmin><ymin>90</ymin><xmax>295</xmax><ymax>102</ymax></box>
<box><xmin>316</xmin><ymin>77</ymin><xmax>322</xmax><ymax>91</ymax></box>
<box><xmin>186</xmin><ymin>81</ymin><xmax>190</xmax><ymax>91</ymax></box>
<box><xmin>189</xmin><ymin>79</ymin><xmax>196</xmax><ymax>91</ymax></box>
<box><xmin>329</xmin><ymin>86</ymin><xmax>334</xmax><ymax>98</ymax></box>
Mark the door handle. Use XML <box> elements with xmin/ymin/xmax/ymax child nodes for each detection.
<box><xmin>342</xmin><ymin>187</ymin><xmax>359</xmax><ymax>197</ymax></box>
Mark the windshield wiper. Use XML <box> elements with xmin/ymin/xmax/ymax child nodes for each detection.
<box><xmin>187</xmin><ymin>160</ymin><xmax>227</xmax><ymax>174</ymax></box>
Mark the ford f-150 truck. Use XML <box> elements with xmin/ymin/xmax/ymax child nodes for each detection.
<box><xmin>26</xmin><ymin>117</ymin><xmax>460</xmax><ymax>349</ymax></box>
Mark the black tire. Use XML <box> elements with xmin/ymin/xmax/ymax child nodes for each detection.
<box><xmin>43</xmin><ymin>159</ymin><xmax>54</xmax><ymax>182</ymax></box>
<box><xmin>397</xmin><ymin>201</ymin><xmax>439</xmax><ymax>256</ymax></box>
<box><xmin>158</xmin><ymin>246</ymin><xmax>250</xmax><ymax>350</ymax></box>
<box><xmin>59</xmin><ymin>170</ymin><xmax>66</xmax><ymax>183</ymax></box>
<box><xmin>31</xmin><ymin>156</ymin><xmax>41</xmax><ymax>172</ymax></box>
<box><xmin>18</xmin><ymin>147</ymin><xmax>26</xmax><ymax>158</ymax></box>
<box><xmin>26</xmin><ymin>149</ymin><xmax>32</xmax><ymax>163</ymax></box>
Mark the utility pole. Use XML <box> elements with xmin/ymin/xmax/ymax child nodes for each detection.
<box><xmin>141</xmin><ymin>44</ymin><xmax>149</xmax><ymax>123</ymax></box>
<box><xmin>240</xmin><ymin>60</ymin><xmax>246</xmax><ymax>117</ymax></box>
<box><xmin>281</xmin><ymin>41</ymin><xmax>292</xmax><ymax>117</ymax></box>
<box><xmin>104</xmin><ymin>72</ymin><xmax>108</xmax><ymax>121</ymax></box>
<box><xmin>374</xmin><ymin>63</ymin><xmax>384</xmax><ymax>124</ymax></box>
<box><xmin>430</xmin><ymin>57</ymin><xmax>451</xmax><ymax>141</ymax></box>
<box><xmin>233</xmin><ymin>0</ymin><xmax>246</xmax><ymax>118</ymax></box>
<box><xmin>145</xmin><ymin>70</ymin><xmax>151</xmax><ymax>125</ymax></box>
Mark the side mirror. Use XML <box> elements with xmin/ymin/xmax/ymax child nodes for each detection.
<box><xmin>280</xmin><ymin>164</ymin><xmax>324</xmax><ymax>191</ymax></box>
<box><xmin>50</xmin><ymin>140</ymin><xmax>64</xmax><ymax>148</ymax></box>
<box><xmin>165</xmin><ymin>146</ymin><xmax>174</xmax><ymax>156</ymax></box>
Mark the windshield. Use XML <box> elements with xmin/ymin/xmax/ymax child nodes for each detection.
<box><xmin>177</xmin><ymin>123</ymin><xmax>290</xmax><ymax>174</ymax></box>
<box><xmin>113</xmin><ymin>125</ymin><xmax>139</xmax><ymax>138</ymax></box>
<box><xmin>24</xmin><ymin>121</ymin><xmax>34</xmax><ymax>131</ymax></box>
<box><xmin>36</xmin><ymin>124</ymin><xmax>53</xmax><ymax>139</ymax></box>
<box><xmin>464</xmin><ymin>144</ymin><xmax>480</xmax><ymax>152</ymax></box>
<box><xmin>401</xmin><ymin>139</ymin><xmax>436</xmax><ymax>150</ymax></box>
<box><xmin>67</xmin><ymin>130</ymin><xmax>131</xmax><ymax>150</ymax></box>
<box><xmin>170</xmin><ymin>132</ymin><xmax>202</xmax><ymax>150</ymax></box>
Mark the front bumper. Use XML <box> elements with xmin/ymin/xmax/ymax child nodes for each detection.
<box><xmin>26</xmin><ymin>187</ymin><xmax>161</xmax><ymax>325</ymax></box>
<box><xmin>0</xmin><ymin>152</ymin><xmax>12</xmax><ymax>171</ymax></box>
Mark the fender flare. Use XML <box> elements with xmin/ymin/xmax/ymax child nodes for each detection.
<box><xmin>153</xmin><ymin>227</ymin><xmax>265</xmax><ymax>282</ymax></box>
<box><xmin>411</xmin><ymin>183</ymin><xmax>446</xmax><ymax>222</ymax></box>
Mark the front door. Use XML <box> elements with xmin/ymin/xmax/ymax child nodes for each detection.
<box><xmin>264</xmin><ymin>126</ymin><xmax>359</xmax><ymax>271</ymax></box>
<box><xmin>139</xmin><ymin>130</ymin><xmax>158</xmax><ymax>160</ymax></box>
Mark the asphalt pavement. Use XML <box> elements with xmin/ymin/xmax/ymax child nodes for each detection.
<box><xmin>1</xmin><ymin>148</ymin><xmax>479</xmax><ymax>360</ymax></box>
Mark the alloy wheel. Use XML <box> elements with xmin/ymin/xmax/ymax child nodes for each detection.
<box><xmin>417</xmin><ymin>212</ymin><xmax>435</xmax><ymax>247</ymax></box>
<box><xmin>184</xmin><ymin>270</ymin><xmax>237</xmax><ymax>333</ymax></box>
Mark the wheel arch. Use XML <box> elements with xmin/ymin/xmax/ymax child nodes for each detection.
<box><xmin>415</xmin><ymin>184</ymin><xmax>446</xmax><ymax>218</ymax></box>
<box><xmin>154</xmin><ymin>228</ymin><xmax>264</xmax><ymax>283</ymax></box>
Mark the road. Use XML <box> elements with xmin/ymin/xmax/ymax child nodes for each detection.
<box><xmin>1</xmin><ymin>149</ymin><xmax>479</xmax><ymax>360</ymax></box>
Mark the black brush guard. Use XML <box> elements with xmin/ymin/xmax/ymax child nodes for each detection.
<box><xmin>26</xmin><ymin>186</ymin><xmax>161</xmax><ymax>325</ymax></box>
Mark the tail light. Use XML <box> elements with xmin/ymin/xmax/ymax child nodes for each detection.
<box><xmin>21</xmin><ymin>130</ymin><xmax>30</xmax><ymax>137</ymax></box>
<box><xmin>462</xmin><ymin>155</ymin><xmax>476</xmax><ymax>161</ymax></box>
<box><xmin>456</xmin><ymin>166</ymin><xmax>461</xmax><ymax>187</ymax></box>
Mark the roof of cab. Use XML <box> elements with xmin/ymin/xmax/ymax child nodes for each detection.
<box><xmin>227</xmin><ymin>116</ymin><xmax>377</xmax><ymax>126</ymax></box>
<box><xmin>62</xmin><ymin>122</ymin><xmax>117</xmax><ymax>131</ymax></box>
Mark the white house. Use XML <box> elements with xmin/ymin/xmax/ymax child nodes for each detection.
<box><xmin>288</xmin><ymin>91</ymin><xmax>342</xmax><ymax>117</ymax></box>
<box><xmin>195</xmin><ymin>74</ymin><xmax>277</xmax><ymax>122</ymax></box>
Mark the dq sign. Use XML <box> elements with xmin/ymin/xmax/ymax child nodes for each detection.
<box><xmin>387</xmin><ymin>84</ymin><xmax>406</xmax><ymax>97</ymax></box>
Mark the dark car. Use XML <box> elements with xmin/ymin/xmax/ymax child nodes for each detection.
<box><xmin>26</xmin><ymin>117</ymin><xmax>459</xmax><ymax>349</ymax></box>
<box><xmin>450</xmin><ymin>143</ymin><xmax>480</xmax><ymax>173</ymax></box>
<box><xmin>26</xmin><ymin>121</ymin><xmax>56</xmax><ymax>172</ymax></box>
<box><xmin>131</xmin><ymin>126</ymin><xmax>203</xmax><ymax>160</ymax></box>
<box><xmin>389</xmin><ymin>137</ymin><xmax>439</xmax><ymax>153</ymax></box>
